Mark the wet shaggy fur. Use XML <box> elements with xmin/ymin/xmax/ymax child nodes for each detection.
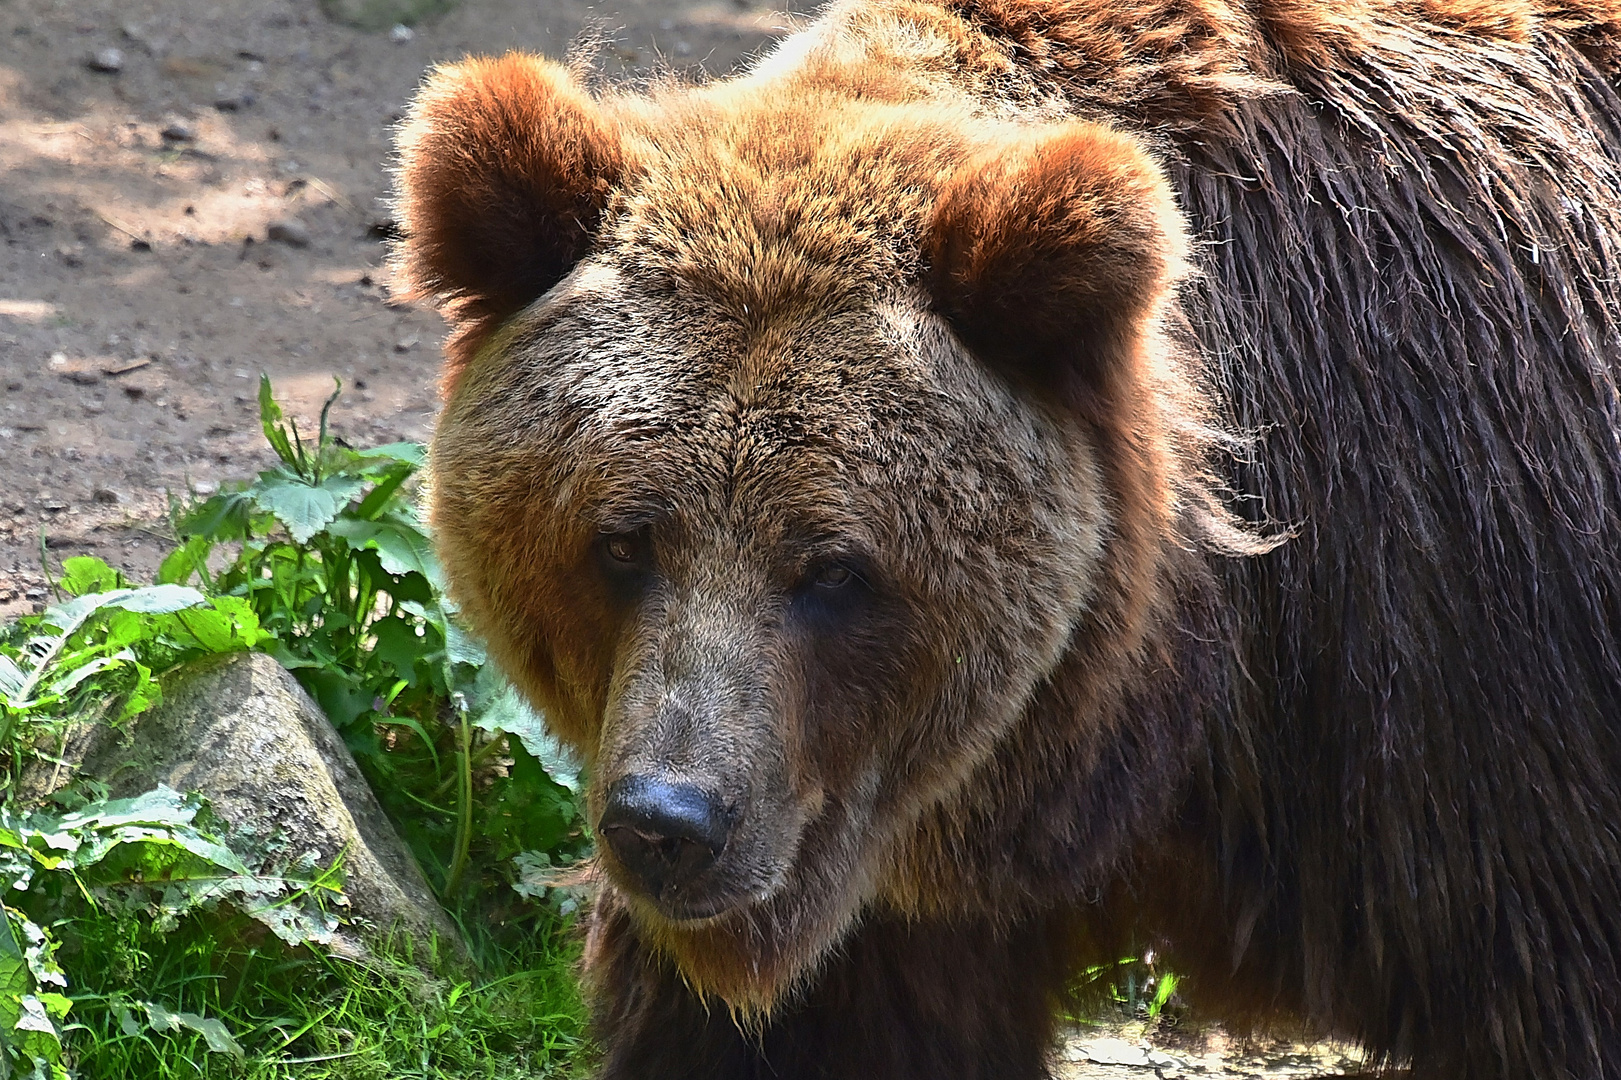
<box><xmin>393</xmin><ymin>1</ymin><xmax>1621</xmax><ymax>1077</ymax></box>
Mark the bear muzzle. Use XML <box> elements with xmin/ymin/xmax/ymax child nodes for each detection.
<box><xmin>599</xmin><ymin>774</ymin><xmax>739</xmax><ymax>913</ymax></box>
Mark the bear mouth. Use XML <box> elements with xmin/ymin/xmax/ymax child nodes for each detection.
<box><xmin>604</xmin><ymin>841</ymin><xmax>790</xmax><ymax>924</ymax></box>
<box><xmin>607</xmin><ymin>857</ymin><xmax>742</xmax><ymax>923</ymax></box>
<box><xmin>591</xmin><ymin>814</ymin><xmax>779</xmax><ymax>922</ymax></box>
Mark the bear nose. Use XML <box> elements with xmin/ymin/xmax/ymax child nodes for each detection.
<box><xmin>599</xmin><ymin>776</ymin><xmax>733</xmax><ymax>901</ymax></box>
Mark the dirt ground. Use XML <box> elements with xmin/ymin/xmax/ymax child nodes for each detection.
<box><xmin>0</xmin><ymin>0</ymin><xmax>818</xmax><ymax>618</ymax></box>
<box><xmin>1054</xmin><ymin>1022</ymin><xmax>1365</xmax><ymax>1079</ymax></box>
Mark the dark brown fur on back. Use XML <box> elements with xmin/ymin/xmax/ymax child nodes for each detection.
<box><xmin>392</xmin><ymin>1</ymin><xmax>1621</xmax><ymax>1077</ymax></box>
<box><xmin>1166</xmin><ymin>32</ymin><xmax>1621</xmax><ymax>1075</ymax></box>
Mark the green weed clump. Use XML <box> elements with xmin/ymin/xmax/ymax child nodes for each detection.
<box><xmin>0</xmin><ymin>378</ymin><xmax>591</xmax><ymax>1079</ymax></box>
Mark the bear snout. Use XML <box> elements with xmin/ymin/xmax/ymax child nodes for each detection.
<box><xmin>599</xmin><ymin>774</ymin><xmax>739</xmax><ymax>911</ymax></box>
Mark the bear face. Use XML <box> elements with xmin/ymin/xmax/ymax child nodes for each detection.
<box><xmin>432</xmin><ymin>275</ymin><xmax>1105</xmax><ymax>999</ymax></box>
<box><xmin>401</xmin><ymin>54</ymin><xmax>1218</xmax><ymax>1007</ymax></box>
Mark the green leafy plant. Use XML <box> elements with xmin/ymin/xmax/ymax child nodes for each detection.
<box><xmin>0</xmin><ymin>560</ymin><xmax>262</xmax><ymax>797</ymax></box>
<box><xmin>0</xmin><ymin>898</ymin><xmax>71</xmax><ymax>1080</ymax></box>
<box><xmin>63</xmin><ymin>911</ymin><xmax>586</xmax><ymax>1079</ymax></box>
<box><xmin>0</xmin><ymin>787</ymin><xmax>345</xmax><ymax>1078</ymax></box>
<box><xmin>1</xmin><ymin>378</ymin><xmax>592</xmax><ymax>1077</ymax></box>
<box><xmin>163</xmin><ymin>378</ymin><xmax>450</xmax><ymax>746</ymax></box>
<box><xmin>163</xmin><ymin>378</ymin><xmax>588</xmax><ymax>904</ymax></box>
<box><xmin>1072</xmin><ymin>953</ymin><xmax>1182</xmax><ymax>1023</ymax></box>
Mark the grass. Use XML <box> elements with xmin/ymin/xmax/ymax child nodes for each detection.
<box><xmin>60</xmin><ymin>910</ymin><xmax>588</xmax><ymax>1079</ymax></box>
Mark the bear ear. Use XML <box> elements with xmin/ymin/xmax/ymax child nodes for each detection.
<box><xmin>392</xmin><ymin>53</ymin><xmax>625</xmax><ymax>387</ymax></box>
<box><xmin>925</xmin><ymin>123</ymin><xmax>1189</xmax><ymax>406</ymax></box>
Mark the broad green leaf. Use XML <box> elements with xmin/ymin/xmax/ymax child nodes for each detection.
<box><xmin>444</xmin><ymin>619</ymin><xmax>484</xmax><ymax>667</ymax></box>
<box><xmin>483</xmin><ymin>741</ymin><xmax>578</xmax><ymax>858</ymax></box>
<box><xmin>325</xmin><ymin>517</ymin><xmax>382</xmax><ymax>550</ymax></box>
<box><xmin>57</xmin><ymin>556</ymin><xmax>121</xmax><ymax>597</ymax></box>
<box><xmin>52</xmin><ymin>786</ymin><xmax>196</xmax><ymax>833</ymax></box>
<box><xmin>13</xmin><ymin>997</ymin><xmax>57</xmax><ymax>1036</ymax></box>
<box><xmin>156</xmin><ymin>535</ymin><xmax>214</xmax><ymax>585</ymax></box>
<box><xmin>29</xmin><ymin>997</ymin><xmax>66</xmax><ymax>1023</ymax></box>
<box><xmin>7</xmin><ymin>592</ymin><xmax>144</xmax><ymax>709</ymax></box>
<box><xmin>318</xmin><ymin>472</ymin><xmax>370</xmax><ymax>502</ymax></box>
<box><xmin>398</xmin><ymin>601</ymin><xmax>483</xmax><ymax>666</ymax></box>
<box><xmin>15</xmin><ymin>923</ymin><xmax>61</xmax><ymax>993</ymax></box>
<box><xmin>45</xmin><ymin>652</ymin><xmax>131</xmax><ymax>697</ymax></box>
<box><xmin>175</xmin><ymin>489</ymin><xmax>255</xmax><ymax>541</ymax></box>
<box><xmin>116</xmin><ymin>661</ymin><xmax>158</xmax><ymax>721</ymax></box>
<box><xmin>0</xmin><ymin>915</ymin><xmax>28</xmax><ymax>996</ymax></box>
<box><xmin>370</xmin><ymin>616</ymin><xmax>426</xmax><ymax>686</ymax></box>
<box><xmin>99</xmin><ymin>608</ymin><xmax>151</xmax><ymax>651</ymax></box>
<box><xmin>104</xmin><ymin>584</ymin><xmax>204</xmax><ymax>615</ymax></box>
<box><xmin>206</xmin><ymin>594</ymin><xmax>259</xmax><ymax>629</ymax></box>
<box><xmin>116</xmin><ymin>1006</ymin><xmax>140</xmax><ymax>1037</ymax></box>
<box><xmin>352</xmin><ymin>461</ymin><xmax>415</xmax><ymax>519</ymax></box>
<box><xmin>253</xmin><ymin>477</ymin><xmax>364</xmax><ymax>544</ymax></box>
<box><xmin>526</xmin><ymin>730</ymin><xmax>584</xmax><ymax>796</ymax></box>
<box><xmin>0</xmin><ymin>658</ymin><xmax>22</xmax><ymax>699</ymax></box>
<box><xmin>511</xmin><ymin>850</ymin><xmax>552</xmax><ymax>900</ymax></box>
<box><xmin>355</xmin><ymin>441</ymin><xmax>425</xmax><ymax>466</ymax></box>
<box><xmin>358</xmin><ymin>557</ymin><xmax>433</xmax><ymax>606</ymax></box>
<box><xmin>74</xmin><ymin>824</ymin><xmax>251</xmax><ymax>877</ymax></box>
<box><xmin>170</xmin><ymin>598</ymin><xmax>261</xmax><ymax>654</ymax></box>
<box><xmin>298</xmin><ymin>668</ymin><xmax>373</xmax><ymax>731</ymax></box>
<box><xmin>264</xmin><ymin>640</ymin><xmax>320</xmax><ymax>670</ymax></box>
<box><xmin>369</xmin><ymin>521</ymin><xmax>441</xmax><ymax>584</ymax></box>
<box><xmin>167</xmin><ymin>608</ymin><xmax>233</xmax><ymax>653</ymax></box>
<box><xmin>142</xmin><ymin>1001</ymin><xmax>244</xmax><ymax>1058</ymax></box>
<box><xmin>37</xmin><ymin>590</ymin><xmax>132</xmax><ymax>635</ymax></box>
<box><xmin>472</xmin><ymin>679</ymin><xmax>582</xmax><ymax>793</ymax></box>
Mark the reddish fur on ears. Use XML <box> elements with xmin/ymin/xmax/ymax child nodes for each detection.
<box><xmin>392</xmin><ymin>53</ymin><xmax>624</xmax><ymax>391</ymax></box>
<box><xmin>926</xmin><ymin>124</ymin><xmax>1187</xmax><ymax>397</ymax></box>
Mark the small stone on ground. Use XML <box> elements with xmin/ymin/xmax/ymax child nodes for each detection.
<box><xmin>266</xmin><ymin>217</ymin><xmax>311</xmax><ymax>247</ymax></box>
<box><xmin>86</xmin><ymin>47</ymin><xmax>123</xmax><ymax>73</ymax></box>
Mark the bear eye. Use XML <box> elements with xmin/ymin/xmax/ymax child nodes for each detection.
<box><xmin>605</xmin><ymin>532</ymin><xmax>641</xmax><ymax>563</ymax></box>
<box><xmin>598</xmin><ymin>528</ymin><xmax>651</xmax><ymax>573</ymax></box>
<box><xmin>814</xmin><ymin>563</ymin><xmax>852</xmax><ymax>589</ymax></box>
<box><xmin>792</xmin><ymin>557</ymin><xmax>872</xmax><ymax>625</ymax></box>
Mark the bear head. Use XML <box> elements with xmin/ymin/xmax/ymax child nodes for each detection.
<box><xmin>393</xmin><ymin>53</ymin><xmax>1209</xmax><ymax>1012</ymax></box>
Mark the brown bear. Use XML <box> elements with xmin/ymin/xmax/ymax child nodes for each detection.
<box><xmin>391</xmin><ymin>1</ymin><xmax>1621</xmax><ymax>1076</ymax></box>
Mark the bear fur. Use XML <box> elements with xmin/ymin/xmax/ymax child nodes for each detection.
<box><xmin>392</xmin><ymin>2</ymin><xmax>1621</xmax><ymax>1076</ymax></box>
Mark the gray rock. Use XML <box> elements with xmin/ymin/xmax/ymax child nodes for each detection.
<box><xmin>266</xmin><ymin>218</ymin><xmax>311</xmax><ymax>248</ymax></box>
<box><xmin>33</xmin><ymin>651</ymin><xmax>462</xmax><ymax>960</ymax></box>
<box><xmin>212</xmin><ymin>89</ymin><xmax>256</xmax><ymax>112</ymax></box>
<box><xmin>87</xmin><ymin>47</ymin><xmax>124</xmax><ymax>74</ymax></box>
<box><xmin>160</xmin><ymin>118</ymin><xmax>196</xmax><ymax>143</ymax></box>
